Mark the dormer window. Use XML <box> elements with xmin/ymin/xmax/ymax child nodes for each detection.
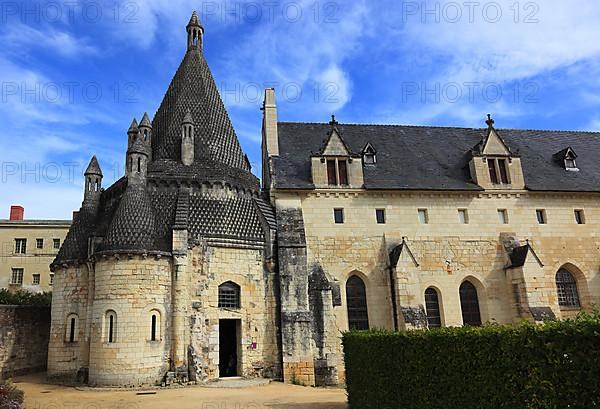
<box><xmin>362</xmin><ymin>143</ymin><xmax>377</xmax><ymax>165</ymax></box>
<box><xmin>327</xmin><ymin>158</ymin><xmax>348</xmax><ymax>186</ymax></box>
<box><xmin>554</xmin><ymin>147</ymin><xmax>579</xmax><ymax>171</ymax></box>
<box><xmin>487</xmin><ymin>158</ymin><xmax>510</xmax><ymax>184</ymax></box>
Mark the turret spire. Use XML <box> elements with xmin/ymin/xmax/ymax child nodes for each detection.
<box><xmin>83</xmin><ymin>155</ymin><xmax>103</xmax><ymax>207</ymax></box>
<box><xmin>127</xmin><ymin>118</ymin><xmax>139</xmax><ymax>149</ymax></box>
<box><xmin>186</xmin><ymin>11</ymin><xmax>204</xmax><ymax>51</ymax></box>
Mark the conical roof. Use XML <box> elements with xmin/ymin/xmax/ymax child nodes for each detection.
<box><xmin>151</xmin><ymin>46</ymin><xmax>249</xmax><ymax>171</ymax></box>
<box><xmin>140</xmin><ymin>112</ymin><xmax>152</xmax><ymax>128</ymax></box>
<box><xmin>102</xmin><ymin>185</ymin><xmax>159</xmax><ymax>252</ymax></box>
<box><xmin>85</xmin><ymin>156</ymin><xmax>103</xmax><ymax>176</ymax></box>
<box><xmin>128</xmin><ymin>118</ymin><xmax>139</xmax><ymax>133</ymax></box>
<box><xmin>187</xmin><ymin>10</ymin><xmax>203</xmax><ymax>29</ymax></box>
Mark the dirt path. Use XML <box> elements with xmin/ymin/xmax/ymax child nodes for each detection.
<box><xmin>14</xmin><ymin>374</ymin><xmax>348</xmax><ymax>409</ymax></box>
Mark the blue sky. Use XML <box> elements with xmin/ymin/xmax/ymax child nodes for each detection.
<box><xmin>2</xmin><ymin>0</ymin><xmax>600</xmax><ymax>219</ymax></box>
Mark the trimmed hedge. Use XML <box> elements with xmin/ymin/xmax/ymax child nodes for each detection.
<box><xmin>0</xmin><ymin>289</ymin><xmax>52</xmax><ymax>306</ymax></box>
<box><xmin>343</xmin><ymin>314</ymin><xmax>600</xmax><ymax>409</ymax></box>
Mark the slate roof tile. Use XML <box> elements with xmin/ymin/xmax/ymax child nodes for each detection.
<box><xmin>275</xmin><ymin>122</ymin><xmax>600</xmax><ymax>192</ymax></box>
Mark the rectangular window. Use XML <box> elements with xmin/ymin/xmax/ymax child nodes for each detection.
<box><xmin>418</xmin><ymin>209</ymin><xmax>429</xmax><ymax>224</ymax></box>
<box><xmin>376</xmin><ymin>209</ymin><xmax>386</xmax><ymax>224</ymax></box>
<box><xmin>15</xmin><ymin>239</ymin><xmax>26</xmax><ymax>254</ymax></box>
<box><xmin>574</xmin><ymin>209</ymin><xmax>585</xmax><ymax>225</ymax></box>
<box><xmin>53</xmin><ymin>238</ymin><xmax>61</xmax><ymax>249</ymax></box>
<box><xmin>50</xmin><ymin>273</ymin><xmax>54</xmax><ymax>286</ymax></box>
<box><xmin>458</xmin><ymin>209</ymin><xmax>469</xmax><ymax>224</ymax></box>
<box><xmin>334</xmin><ymin>208</ymin><xmax>344</xmax><ymax>224</ymax></box>
<box><xmin>11</xmin><ymin>268</ymin><xmax>24</xmax><ymax>285</ymax></box>
<box><xmin>487</xmin><ymin>159</ymin><xmax>499</xmax><ymax>184</ymax></box>
<box><xmin>327</xmin><ymin>160</ymin><xmax>337</xmax><ymax>185</ymax></box>
<box><xmin>36</xmin><ymin>238</ymin><xmax>44</xmax><ymax>249</ymax></box>
<box><xmin>498</xmin><ymin>159</ymin><xmax>509</xmax><ymax>184</ymax></box>
<box><xmin>32</xmin><ymin>274</ymin><xmax>40</xmax><ymax>285</ymax></box>
<box><xmin>498</xmin><ymin>209</ymin><xmax>508</xmax><ymax>224</ymax></box>
<box><xmin>536</xmin><ymin>209</ymin><xmax>547</xmax><ymax>224</ymax></box>
<box><xmin>338</xmin><ymin>160</ymin><xmax>348</xmax><ymax>185</ymax></box>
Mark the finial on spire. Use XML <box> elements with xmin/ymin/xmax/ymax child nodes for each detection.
<box><xmin>486</xmin><ymin>113</ymin><xmax>495</xmax><ymax>128</ymax></box>
<box><xmin>186</xmin><ymin>10</ymin><xmax>204</xmax><ymax>51</ymax></box>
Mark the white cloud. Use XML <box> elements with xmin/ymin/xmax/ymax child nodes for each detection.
<box><xmin>0</xmin><ymin>23</ymin><xmax>98</xmax><ymax>58</ymax></box>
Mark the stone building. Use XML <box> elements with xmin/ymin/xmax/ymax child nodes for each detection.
<box><xmin>48</xmin><ymin>12</ymin><xmax>279</xmax><ymax>386</ymax></box>
<box><xmin>1</xmin><ymin>205</ymin><xmax>70</xmax><ymax>292</ymax></box>
<box><xmin>50</xmin><ymin>11</ymin><xmax>600</xmax><ymax>387</ymax></box>
<box><xmin>262</xmin><ymin>93</ymin><xmax>600</xmax><ymax>384</ymax></box>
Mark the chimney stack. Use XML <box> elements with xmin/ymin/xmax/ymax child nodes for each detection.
<box><xmin>9</xmin><ymin>205</ymin><xmax>24</xmax><ymax>221</ymax></box>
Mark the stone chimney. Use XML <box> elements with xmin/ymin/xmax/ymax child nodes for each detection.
<box><xmin>9</xmin><ymin>205</ymin><xmax>24</xmax><ymax>221</ymax></box>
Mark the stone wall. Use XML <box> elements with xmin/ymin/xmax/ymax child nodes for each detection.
<box><xmin>271</xmin><ymin>189</ymin><xmax>600</xmax><ymax>382</ymax></box>
<box><xmin>188</xmin><ymin>244</ymin><xmax>281</xmax><ymax>381</ymax></box>
<box><xmin>0</xmin><ymin>306</ymin><xmax>51</xmax><ymax>377</ymax></box>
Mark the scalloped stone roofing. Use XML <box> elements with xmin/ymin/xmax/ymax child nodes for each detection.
<box><xmin>52</xmin><ymin>13</ymin><xmax>270</xmax><ymax>267</ymax></box>
<box><xmin>151</xmin><ymin>48</ymin><xmax>249</xmax><ymax>171</ymax></box>
<box><xmin>101</xmin><ymin>185</ymin><xmax>160</xmax><ymax>252</ymax></box>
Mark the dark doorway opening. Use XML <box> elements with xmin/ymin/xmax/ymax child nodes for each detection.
<box><xmin>219</xmin><ymin>319</ymin><xmax>239</xmax><ymax>377</ymax></box>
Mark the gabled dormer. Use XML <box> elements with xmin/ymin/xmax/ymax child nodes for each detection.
<box><xmin>553</xmin><ymin>147</ymin><xmax>579</xmax><ymax>171</ymax></box>
<box><xmin>311</xmin><ymin>116</ymin><xmax>364</xmax><ymax>188</ymax></box>
<box><xmin>361</xmin><ymin>143</ymin><xmax>377</xmax><ymax>165</ymax></box>
<box><xmin>469</xmin><ymin>114</ymin><xmax>525</xmax><ymax>190</ymax></box>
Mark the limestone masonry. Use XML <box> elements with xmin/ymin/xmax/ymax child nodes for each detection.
<box><xmin>49</xmin><ymin>11</ymin><xmax>600</xmax><ymax>387</ymax></box>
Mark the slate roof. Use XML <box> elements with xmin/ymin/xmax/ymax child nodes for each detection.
<box><xmin>274</xmin><ymin>122</ymin><xmax>600</xmax><ymax>192</ymax></box>
<box><xmin>151</xmin><ymin>48</ymin><xmax>249</xmax><ymax>171</ymax></box>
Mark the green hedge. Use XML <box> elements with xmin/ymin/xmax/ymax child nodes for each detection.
<box><xmin>343</xmin><ymin>314</ymin><xmax>600</xmax><ymax>409</ymax></box>
<box><xmin>0</xmin><ymin>289</ymin><xmax>52</xmax><ymax>306</ymax></box>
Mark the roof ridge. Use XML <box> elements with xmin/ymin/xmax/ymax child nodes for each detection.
<box><xmin>277</xmin><ymin>121</ymin><xmax>600</xmax><ymax>134</ymax></box>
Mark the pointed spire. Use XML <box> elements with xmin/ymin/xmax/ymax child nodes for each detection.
<box><xmin>486</xmin><ymin>113</ymin><xmax>495</xmax><ymax>128</ymax></box>
<box><xmin>140</xmin><ymin>112</ymin><xmax>152</xmax><ymax>129</ymax></box>
<box><xmin>182</xmin><ymin>110</ymin><xmax>194</xmax><ymax>124</ymax></box>
<box><xmin>85</xmin><ymin>155</ymin><xmax>102</xmax><ymax>176</ymax></box>
<box><xmin>186</xmin><ymin>10</ymin><xmax>204</xmax><ymax>51</ymax></box>
<box><xmin>187</xmin><ymin>10</ymin><xmax>202</xmax><ymax>29</ymax></box>
<box><xmin>128</xmin><ymin>118</ymin><xmax>139</xmax><ymax>134</ymax></box>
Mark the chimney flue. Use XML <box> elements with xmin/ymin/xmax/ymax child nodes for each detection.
<box><xmin>9</xmin><ymin>205</ymin><xmax>24</xmax><ymax>221</ymax></box>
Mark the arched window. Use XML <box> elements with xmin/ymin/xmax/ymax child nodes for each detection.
<box><xmin>424</xmin><ymin>288</ymin><xmax>442</xmax><ymax>328</ymax></box>
<box><xmin>218</xmin><ymin>282</ymin><xmax>241</xmax><ymax>308</ymax></box>
<box><xmin>150</xmin><ymin>311</ymin><xmax>161</xmax><ymax>341</ymax></box>
<box><xmin>65</xmin><ymin>314</ymin><xmax>78</xmax><ymax>343</ymax></box>
<box><xmin>346</xmin><ymin>275</ymin><xmax>369</xmax><ymax>330</ymax></box>
<box><xmin>105</xmin><ymin>310</ymin><xmax>117</xmax><ymax>343</ymax></box>
<box><xmin>459</xmin><ymin>281</ymin><xmax>482</xmax><ymax>326</ymax></box>
<box><xmin>556</xmin><ymin>268</ymin><xmax>580</xmax><ymax>307</ymax></box>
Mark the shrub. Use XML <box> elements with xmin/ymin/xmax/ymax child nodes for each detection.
<box><xmin>343</xmin><ymin>313</ymin><xmax>600</xmax><ymax>409</ymax></box>
<box><xmin>0</xmin><ymin>289</ymin><xmax>52</xmax><ymax>306</ymax></box>
<box><xmin>0</xmin><ymin>380</ymin><xmax>24</xmax><ymax>409</ymax></box>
